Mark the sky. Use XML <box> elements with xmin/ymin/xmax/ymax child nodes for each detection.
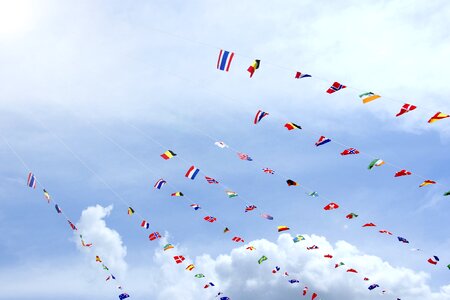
<box><xmin>0</xmin><ymin>0</ymin><xmax>449</xmax><ymax>299</ymax></box>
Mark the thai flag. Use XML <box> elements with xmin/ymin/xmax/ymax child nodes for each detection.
<box><xmin>185</xmin><ymin>166</ymin><xmax>200</xmax><ymax>180</ymax></box>
<box><xmin>205</xmin><ymin>176</ymin><xmax>219</xmax><ymax>184</ymax></box>
<box><xmin>154</xmin><ymin>178</ymin><xmax>166</xmax><ymax>189</ymax></box>
<box><xmin>217</xmin><ymin>50</ymin><xmax>234</xmax><ymax>72</ymax></box>
<box><xmin>326</xmin><ymin>82</ymin><xmax>346</xmax><ymax>94</ymax></box>
<box><xmin>254</xmin><ymin>110</ymin><xmax>269</xmax><ymax>124</ymax></box>
<box><xmin>27</xmin><ymin>172</ymin><xmax>36</xmax><ymax>189</ymax></box>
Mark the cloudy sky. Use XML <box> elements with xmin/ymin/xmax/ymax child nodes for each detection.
<box><xmin>0</xmin><ymin>0</ymin><xmax>449</xmax><ymax>299</ymax></box>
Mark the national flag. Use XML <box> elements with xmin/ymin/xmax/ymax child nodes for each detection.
<box><xmin>68</xmin><ymin>220</ymin><xmax>77</xmax><ymax>231</ymax></box>
<box><xmin>226</xmin><ymin>190</ymin><xmax>238</xmax><ymax>198</ymax></box>
<box><xmin>237</xmin><ymin>152</ymin><xmax>253</xmax><ymax>161</ymax></box>
<box><xmin>315</xmin><ymin>136</ymin><xmax>331</xmax><ymax>146</ymax></box>
<box><xmin>217</xmin><ymin>50</ymin><xmax>234</xmax><ymax>72</ymax></box>
<box><xmin>427</xmin><ymin>256</ymin><xmax>439</xmax><ymax>265</ymax></box>
<box><xmin>102</xmin><ymin>264</ymin><xmax>109</xmax><ymax>270</ymax></box>
<box><xmin>346</xmin><ymin>213</ymin><xmax>358</xmax><ymax>219</ymax></box>
<box><xmin>289</xmin><ymin>279</ymin><xmax>300</xmax><ymax>284</ymax></box>
<box><xmin>326</xmin><ymin>82</ymin><xmax>346</xmax><ymax>94</ymax></box>
<box><xmin>284</xmin><ymin>122</ymin><xmax>302</xmax><ymax>130</ymax></box>
<box><xmin>154</xmin><ymin>179</ymin><xmax>166</xmax><ymax>189</ymax></box>
<box><xmin>306</xmin><ymin>245</ymin><xmax>319</xmax><ymax>250</ymax></box>
<box><xmin>258</xmin><ymin>255</ymin><xmax>268</xmax><ymax>264</ymax></box>
<box><xmin>397</xmin><ymin>237</ymin><xmax>409</xmax><ymax>243</ymax></box>
<box><xmin>163</xmin><ymin>244</ymin><xmax>174</xmax><ymax>251</ymax></box>
<box><xmin>173</xmin><ymin>255</ymin><xmax>185</xmax><ymax>264</ymax></box>
<box><xmin>204</xmin><ymin>282</ymin><xmax>215</xmax><ymax>289</ymax></box>
<box><xmin>214</xmin><ymin>141</ymin><xmax>229</xmax><ymax>148</ymax></box>
<box><xmin>444</xmin><ymin>191</ymin><xmax>450</xmax><ymax>196</ymax></box>
<box><xmin>394</xmin><ymin>169</ymin><xmax>411</xmax><ymax>177</ymax></box>
<box><xmin>262</xmin><ymin>168</ymin><xmax>275</xmax><ymax>174</ymax></box>
<box><xmin>323</xmin><ymin>202</ymin><xmax>339</xmax><ymax>210</ymax></box>
<box><xmin>261</xmin><ymin>213</ymin><xmax>273</xmax><ymax>220</ymax></box>
<box><xmin>220</xmin><ymin>297</ymin><xmax>230</xmax><ymax>300</ymax></box>
<box><xmin>185</xmin><ymin>166</ymin><xmax>200</xmax><ymax>180</ymax></box>
<box><xmin>106</xmin><ymin>276</ymin><xmax>111</xmax><ymax>281</ymax></box>
<box><xmin>27</xmin><ymin>172</ymin><xmax>36</xmax><ymax>189</ymax></box>
<box><xmin>190</xmin><ymin>204</ymin><xmax>201</xmax><ymax>210</ymax></box>
<box><xmin>246</xmin><ymin>246</ymin><xmax>256</xmax><ymax>251</ymax></box>
<box><xmin>277</xmin><ymin>225</ymin><xmax>289</xmax><ymax>232</ymax></box>
<box><xmin>96</xmin><ymin>256</ymin><xmax>102</xmax><ymax>262</ymax></box>
<box><xmin>368</xmin><ymin>284</ymin><xmax>379</xmax><ymax>290</ymax></box>
<box><xmin>419</xmin><ymin>180</ymin><xmax>436</xmax><ymax>187</ymax></box>
<box><xmin>127</xmin><ymin>207</ymin><xmax>135</xmax><ymax>215</ymax></box>
<box><xmin>194</xmin><ymin>273</ymin><xmax>205</xmax><ymax>278</ymax></box>
<box><xmin>43</xmin><ymin>189</ymin><xmax>51</xmax><ymax>202</ymax></box>
<box><xmin>324</xmin><ymin>254</ymin><xmax>333</xmax><ymax>259</ymax></box>
<box><xmin>272</xmin><ymin>266</ymin><xmax>280</xmax><ymax>273</ymax></box>
<box><xmin>286</xmin><ymin>179</ymin><xmax>298</xmax><ymax>186</ymax></box>
<box><xmin>359</xmin><ymin>92</ymin><xmax>381</xmax><ymax>104</ymax></box>
<box><xmin>247</xmin><ymin>59</ymin><xmax>260</xmax><ymax>77</ymax></box>
<box><xmin>340</xmin><ymin>148</ymin><xmax>359</xmax><ymax>155</ymax></box>
<box><xmin>447</xmin><ymin>264</ymin><xmax>450</xmax><ymax>270</ymax></box>
<box><xmin>293</xmin><ymin>235</ymin><xmax>305</xmax><ymax>243</ymax></box>
<box><xmin>362</xmin><ymin>222</ymin><xmax>376</xmax><ymax>227</ymax></box>
<box><xmin>186</xmin><ymin>264</ymin><xmax>195</xmax><ymax>271</ymax></box>
<box><xmin>395</xmin><ymin>103</ymin><xmax>417</xmax><ymax>117</ymax></box>
<box><xmin>363</xmin><ymin>277</ymin><xmax>369</xmax><ymax>281</ymax></box>
<box><xmin>428</xmin><ymin>112</ymin><xmax>449</xmax><ymax>123</ymax></box>
<box><xmin>149</xmin><ymin>232</ymin><xmax>161</xmax><ymax>241</ymax></box>
<box><xmin>204</xmin><ymin>216</ymin><xmax>217</xmax><ymax>223</ymax></box>
<box><xmin>368</xmin><ymin>159</ymin><xmax>385</xmax><ymax>170</ymax></box>
<box><xmin>223</xmin><ymin>227</ymin><xmax>230</xmax><ymax>233</ymax></box>
<box><xmin>171</xmin><ymin>192</ymin><xmax>184</xmax><ymax>196</ymax></box>
<box><xmin>335</xmin><ymin>262</ymin><xmax>345</xmax><ymax>268</ymax></box>
<box><xmin>254</xmin><ymin>110</ymin><xmax>269</xmax><ymax>124</ymax></box>
<box><xmin>140</xmin><ymin>220</ymin><xmax>150</xmax><ymax>229</ymax></box>
<box><xmin>295</xmin><ymin>71</ymin><xmax>311</xmax><ymax>79</ymax></box>
<box><xmin>311</xmin><ymin>292</ymin><xmax>318</xmax><ymax>300</ymax></box>
<box><xmin>303</xmin><ymin>286</ymin><xmax>308</xmax><ymax>295</ymax></box>
<box><xmin>118</xmin><ymin>293</ymin><xmax>130</xmax><ymax>300</ymax></box>
<box><xmin>307</xmin><ymin>191</ymin><xmax>319</xmax><ymax>197</ymax></box>
<box><xmin>245</xmin><ymin>205</ymin><xmax>257</xmax><ymax>212</ymax></box>
<box><xmin>160</xmin><ymin>150</ymin><xmax>176</xmax><ymax>160</ymax></box>
<box><xmin>346</xmin><ymin>268</ymin><xmax>358</xmax><ymax>273</ymax></box>
<box><xmin>379</xmin><ymin>230</ymin><xmax>392</xmax><ymax>235</ymax></box>
<box><xmin>55</xmin><ymin>204</ymin><xmax>62</xmax><ymax>213</ymax></box>
<box><xmin>205</xmin><ymin>176</ymin><xmax>219</xmax><ymax>184</ymax></box>
<box><xmin>232</xmin><ymin>236</ymin><xmax>244</xmax><ymax>242</ymax></box>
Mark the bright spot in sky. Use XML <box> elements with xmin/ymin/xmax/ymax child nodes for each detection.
<box><xmin>0</xmin><ymin>0</ymin><xmax>34</xmax><ymax>38</ymax></box>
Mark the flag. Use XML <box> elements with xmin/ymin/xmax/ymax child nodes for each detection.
<box><xmin>447</xmin><ymin>264</ymin><xmax>450</xmax><ymax>270</ymax></box>
<box><xmin>237</xmin><ymin>152</ymin><xmax>253</xmax><ymax>161</ymax></box>
<box><xmin>140</xmin><ymin>220</ymin><xmax>149</xmax><ymax>229</ymax></box>
<box><xmin>346</xmin><ymin>213</ymin><xmax>358</xmax><ymax>219</ymax></box>
<box><xmin>312</xmin><ymin>292</ymin><xmax>318</xmax><ymax>300</ymax></box>
<box><xmin>43</xmin><ymin>189</ymin><xmax>51</xmax><ymax>202</ymax></box>
<box><xmin>68</xmin><ymin>220</ymin><xmax>77</xmax><ymax>231</ymax></box>
<box><xmin>368</xmin><ymin>284</ymin><xmax>379</xmax><ymax>290</ymax></box>
<box><xmin>315</xmin><ymin>136</ymin><xmax>331</xmax><ymax>146</ymax></box>
<box><xmin>362</xmin><ymin>222</ymin><xmax>376</xmax><ymax>227</ymax></box>
<box><xmin>204</xmin><ymin>216</ymin><xmax>217</xmax><ymax>223</ymax></box>
<box><xmin>262</xmin><ymin>168</ymin><xmax>275</xmax><ymax>174</ymax></box>
<box><xmin>163</xmin><ymin>244</ymin><xmax>174</xmax><ymax>251</ymax></box>
<box><xmin>185</xmin><ymin>166</ymin><xmax>200</xmax><ymax>180</ymax></box>
<box><xmin>428</xmin><ymin>112</ymin><xmax>449</xmax><ymax>123</ymax></box>
<box><xmin>118</xmin><ymin>293</ymin><xmax>130</xmax><ymax>300</ymax></box>
<box><xmin>444</xmin><ymin>191</ymin><xmax>450</xmax><ymax>196</ymax></box>
<box><xmin>154</xmin><ymin>179</ymin><xmax>166</xmax><ymax>189</ymax></box>
<box><xmin>149</xmin><ymin>232</ymin><xmax>161</xmax><ymax>241</ymax></box>
<box><xmin>245</xmin><ymin>205</ymin><xmax>257</xmax><ymax>212</ymax></box>
<box><xmin>246</xmin><ymin>246</ymin><xmax>256</xmax><ymax>250</ymax></box>
<box><xmin>27</xmin><ymin>172</ymin><xmax>36</xmax><ymax>189</ymax></box>
<box><xmin>307</xmin><ymin>245</ymin><xmax>319</xmax><ymax>250</ymax></box>
<box><xmin>186</xmin><ymin>264</ymin><xmax>195</xmax><ymax>271</ymax></box>
<box><xmin>232</xmin><ymin>236</ymin><xmax>244</xmax><ymax>242</ymax></box>
<box><xmin>190</xmin><ymin>204</ymin><xmax>201</xmax><ymax>210</ymax></box>
<box><xmin>171</xmin><ymin>192</ymin><xmax>184</xmax><ymax>196</ymax></box>
<box><xmin>214</xmin><ymin>141</ymin><xmax>229</xmax><ymax>148</ymax></box>
<box><xmin>346</xmin><ymin>268</ymin><xmax>358</xmax><ymax>273</ymax></box>
<box><xmin>258</xmin><ymin>255</ymin><xmax>268</xmax><ymax>264</ymax></box>
<box><xmin>307</xmin><ymin>191</ymin><xmax>319</xmax><ymax>197</ymax></box>
<box><xmin>247</xmin><ymin>59</ymin><xmax>260</xmax><ymax>77</ymax></box>
<box><xmin>341</xmin><ymin>148</ymin><xmax>359</xmax><ymax>155</ymax></box>
<box><xmin>295</xmin><ymin>71</ymin><xmax>311</xmax><ymax>79</ymax></box>
<box><xmin>286</xmin><ymin>179</ymin><xmax>298</xmax><ymax>186</ymax></box>
<box><xmin>194</xmin><ymin>273</ymin><xmax>205</xmax><ymax>278</ymax></box>
<box><xmin>326</xmin><ymin>82</ymin><xmax>346</xmax><ymax>94</ymax></box>
<box><xmin>359</xmin><ymin>92</ymin><xmax>381</xmax><ymax>104</ymax></box>
<box><xmin>160</xmin><ymin>150</ymin><xmax>176</xmax><ymax>160</ymax></box>
<box><xmin>379</xmin><ymin>230</ymin><xmax>392</xmax><ymax>235</ymax></box>
<box><xmin>205</xmin><ymin>176</ymin><xmax>219</xmax><ymax>184</ymax></box>
<box><xmin>368</xmin><ymin>159</ymin><xmax>385</xmax><ymax>170</ymax></box>
<box><xmin>363</xmin><ymin>277</ymin><xmax>369</xmax><ymax>281</ymax></box>
<box><xmin>335</xmin><ymin>262</ymin><xmax>345</xmax><ymax>268</ymax></box>
<box><xmin>127</xmin><ymin>207</ymin><xmax>135</xmax><ymax>215</ymax></box>
<box><xmin>254</xmin><ymin>110</ymin><xmax>269</xmax><ymax>124</ymax></box>
<box><xmin>102</xmin><ymin>264</ymin><xmax>109</xmax><ymax>270</ymax></box>
<box><xmin>272</xmin><ymin>266</ymin><xmax>280</xmax><ymax>274</ymax></box>
<box><xmin>217</xmin><ymin>50</ymin><xmax>234</xmax><ymax>72</ymax></box>
<box><xmin>106</xmin><ymin>276</ymin><xmax>111</xmax><ymax>281</ymax></box>
<box><xmin>220</xmin><ymin>297</ymin><xmax>230</xmax><ymax>300</ymax></box>
<box><xmin>261</xmin><ymin>213</ymin><xmax>273</xmax><ymax>220</ymax></box>
<box><xmin>303</xmin><ymin>286</ymin><xmax>308</xmax><ymax>295</ymax></box>
<box><xmin>223</xmin><ymin>227</ymin><xmax>230</xmax><ymax>233</ymax></box>
<box><xmin>277</xmin><ymin>225</ymin><xmax>289</xmax><ymax>232</ymax></box>
<box><xmin>323</xmin><ymin>202</ymin><xmax>339</xmax><ymax>210</ymax></box>
<box><xmin>204</xmin><ymin>282</ymin><xmax>215</xmax><ymax>288</ymax></box>
<box><xmin>395</xmin><ymin>169</ymin><xmax>411</xmax><ymax>177</ymax></box>
<box><xmin>419</xmin><ymin>180</ymin><xmax>436</xmax><ymax>187</ymax></box>
<box><xmin>396</xmin><ymin>103</ymin><xmax>416</xmax><ymax>117</ymax></box>
<box><xmin>55</xmin><ymin>204</ymin><xmax>62</xmax><ymax>213</ymax></box>
<box><xmin>293</xmin><ymin>235</ymin><xmax>305</xmax><ymax>243</ymax></box>
<box><xmin>226</xmin><ymin>190</ymin><xmax>238</xmax><ymax>198</ymax></box>
<box><xmin>96</xmin><ymin>256</ymin><xmax>102</xmax><ymax>262</ymax></box>
<box><xmin>397</xmin><ymin>237</ymin><xmax>409</xmax><ymax>243</ymax></box>
<box><xmin>324</xmin><ymin>254</ymin><xmax>333</xmax><ymax>259</ymax></box>
<box><xmin>173</xmin><ymin>255</ymin><xmax>185</xmax><ymax>264</ymax></box>
<box><xmin>427</xmin><ymin>256</ymin><xmax>439</xmax><ymax>265</ymax></box>
<box><xmin>284</xmin><ymin>122</ymin><xmax>302</xmax><ymax>130</ymax></box>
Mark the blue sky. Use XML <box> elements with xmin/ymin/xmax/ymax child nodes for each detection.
<box><xmin>0</xmin><ymin>1</ymin><xmax>449</xmax><ymax>299</ymax></box>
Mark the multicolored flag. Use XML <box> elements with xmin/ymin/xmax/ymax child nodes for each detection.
<box><xmin>379</xmin><ymin>230</ymin><xmax>392</xmax><ymax>235</ymax></box>
<box><xmin>428</xmin><ymin>112</ymin><xmax>449</xmax><ymax>123</ymax></box>
<box><xmin>307</xmin><ymin>191</ymin><xmax>319</xmax><ymax>197</ymax></box>
<box><xmin>368</xmin><ymin>284</ymin><xmax>379</xmax><ymax>290</ymax></box>
<box><xmin>163</xmin><ymin>244</ymin><xmax>174</xmax><ymax>251</ymax></box>
<box><xmin>127</xmin><ymin>207</ymin><xmax>135</xmax><ymax>216</ymax></box>
<box><xmin>286</xmin><ymin>179</ymin><xmax>298</xmax><ymax>186</ymax></box>
<box><xmin>261</xmin><ymin>213</ymin><xmax>273</xmax><ymax>220</ymax></box>
<box><xmin>359</xmin><ymin>92</ymin><xmax>381</xmax><ymax>104</ymax></box>
<box><xmin>427</xmin><ymin>256</ymin><xmax>439</xmax><ymax>265</ymax></box>
<box><xmin>223</xmin><ymin>227</ymin><xmax>230</xmax><ymax>233</ymax></box>
<box><xmin>149</xmin><ymin>232</ymin><xmax>161</xmax><ymax>241</ymax></box>
<box><xmin>395</xmin><ymin>169</ymin><xmax>412</xmax><ymax>177</ymax></box>
<box><xmin>295</xmin><ymin>71</ymin><xmax>311</xmax><ymax>79</ymax></box>
<box><xmin>205</xmin><ymin>176</ymin><xmax>219</xmax><ymax>184</ymax></box>
<box><xmin>245</xmin><ymin>205</ymin><xmax>257</xmax><ymax>212</ymax></box>
<box><xmin>323</xmin><ymin>202</ymin><xmax>339</xmax><ymax>210</ymax></box>
<box><xmin>217</xmin><ymin>50</ymin><xmax>234</xmax><ymax>72</ymax></box>
<box><xmin>160</xmin><ymin>150</ymin><xmax>176</xmax><ymax>160</ymax></box>
<box><xmin>154</xmin><ymin>179</ymin><xmax>166</xmax><ymax>189</ymax></box>
<box><xmin>55</xmin><ymin>204</ymin><xmax>62</xmax><ymax>213</ymax></box>
<box><xmin>419</xmin><ymin>180</ymin><xmax>436</xmax><ymax>187</ymax></box>
<box><xmin>362</xmin><ymin>222</ymin><xmax>376</xmax><ymax>227</ymax></box>
<box><xmin>397</xmin><ymin>237</ymin><xmax>409</xmax><ymax>243</ymax></box>
<box><xmin>237</xmin><ymin>152</ymin><xmax>253</xmax><ymax>161</ymax></box>
<box><xmin>277</xmin><ymin>225</ymin><xmax>290</xmax><ymax>232</ymax></box>
<box><xmin>27</xmin><ymin>172</ymin><xmax>36</xmax><ymax>189</ymax></box>
<box><xmin>254</xmin><ymin>110</ymin><xmax>269</xmax><ymax>124</ymax></box>
<box><xmin>203</xmin><ymin>216</ymin><xmax>217</xmax><ymax>223</ymax></box>
<box><xmin>284</xmin><ymin>122</ymin><xmax>302</xmax><ymax>130</ymax></box>
<box><xmin>68</xmin><ymin>220</ymin><xmax>77</xmax><ymax>231</ymax></box>
<box><xmin>262</xmin><ymin>168</ymin><xmax>275</xmax><ymax>174</ymax></box>
<box><xmin>247</xmin><ymin>59</ymin><xmax>260</xmax><ymax>77</ymax></box>
<box><xmin>326</xmin><ymin>82</ymin><xmax>346</xmax><ymax>94</ymax></box>
<box><xmin>395</xmin><ymin>103</ymin><xmax>416</xmax><ymax>117</ymax></box>
<box><xmin>341</xmin><ymin>148</ymin><xmax>359</xmax><ymax>155</ymax></box>
<box><xmin>335</xmin><ymin>262</ymin><xmax>345</xmax><ymax>268</ymax></box>
<box><xmin>346</xmin><ymin>213</ymin><xmax>358</xmax><ymax>219</ymax></box>
<box><xmin>293</xmin><ymin>235</ymin><xmax>305</xmax><ymax>243</ymax></box>
<box><xmin>171</xmin><ymin>192</ymin><xmax>184</xmax><ymax>196</ymax></box>
<box><xmin>232</xmin><ymin>236</ymin><xmax>244</xmax><ymax>242</ymax></box>
<box><xmin>190</xmin><ymin>204</ymin><xmax>201</xmax><ymax>210</ymax></box>
<box><xmin>43</xmin><ymin>189</ymin><xmax>51</xmax><ymax>202</ymax></box>
<box><xmin>185</xmin><ymin>166</ymin><xmax>200</xmax><ymax>180</ymax></box>
<box><xmin>315</xmin><ymin>136</ymin><xmax>331</xmax><ymax>146</ymax></box>
<box><xmin>194</xmin><ymin>273</ymin><xmax>205</xmax><ymax>278</ymax></box>
<box><xmin>226</xmin><ymin>190</ymin><xmax>238</xmax><ymax>198</ymax></box>
<box><xmin>368</xmin><ymin>158</ymin><xmax>385</xmax><ymax>169</ymax></box>
<box><xmin>214</xmin><ymin>141</ymin><xmax>229</xmax><ymax>148</ymax></box>
<box><xmin>186</xmin><ymin>264</ymin><xmax>195</xmax><ymax>271</ymax></box>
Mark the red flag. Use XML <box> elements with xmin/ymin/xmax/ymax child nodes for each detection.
<box><xmin>346</xmin><ymin>268</ymin><xmax>358</xmax><ymax>273</ymax></box>
<box><xmin>379</xmin><ymin>229</ymin><xmax>393</xmax><ymax>235</ymax></box>
<box><xmin>323</xmin><ymin>202</ymin><xmax>339</xmax><ymax>210</ymax></box>
<box><xmin>311</xmin><ymin>292</ymin><xmax>318</xmax><ymax>300</ymax></box>
<box><xmin>173</xmin><ymin>255</ymin><xmax>185</xmax><ymax>264</ymax></box>
<box><xmin>395</xmin><ymin>169</ymin><xmax>412</xmax><ymax>177</ymax></box>
<box><xmin>326</xmin><ymin>82</ymin><xmax>346</xmax><ymax>94</ymax></box>
<box><xmin>395</xmin><ymin>103</ymin><xmax>417</xmax><ymax>117</ymax></box>
<box><xmin>362</xmin><ymin>222</ymin><xmax>376</xmax><ymax>227</ymax></box>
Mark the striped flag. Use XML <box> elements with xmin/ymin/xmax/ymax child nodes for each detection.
<box><xmin>340</xmin><ymin>148</ymin><xmax>359</xmax><ymax>155</ymax></box>
<box><xmin>171</xmin><ymin>192</ymin><xmax>184</xmax><ymax>196</ymax></box>
<box><xmin>205</xmin><ymin>176</ymin><xmax>219</xmax><ymax>184</ymax></box>
<box><xmin>217</xmin><ymin>50</ymin><xmax>234</xmax><ymax>72</ymax></box>
<box><xmin>326</xmin><ymin>82</ymin><xmax>346</xmax><ymax>94</ymax></box>
<box><xmin>149</xmin><ymin>232</ymin><xmax>161</xmax><ymax>241</ymax></box>
<box><xmin>27</xmin><ymin>172</ymin><xmax>36</xmax><ymax>189</ymax></box>
<box><xmin>226</xmin><ymin>190</ymin><xmax>238</xmax><ymax>198</ymax></box>
<box><xmin>428</xmin><ymin>112</ymin><xmax>449</xmax><ymax>123</ymax></box>
<box><xmin>254</xmin><ymin>110</ymin><xmax>269</xmax><ymax>124</ymax></box>
<box><xmin>154</xmin><ymin>179</ymin><xmax>166</xmax><ymax>189</ymax></box>
<box><xmin>190</xmin><ymin>204</ymin><xmax>201</xmax><ymax>210</ymax></box>
<box><xmin>295</xmin><ymin>71</ymin><xmax>311</xmax><ymax>79</ymax></box>
<box><xmin>396</xmin><ymin>103</ymin><xmax>417</xmax><ymax>117</ymax></box>
<box><xmin>359</xmin><ymin>92</ymin><xmax>381</xmax><ymax>104</ymax></box>
<box><xmin>245</xmin><ymin>205</ymin><xmax>257</xmax><ymax>212</ymax></box>
<box><xmin>160</xmin><ymin>150</ymin><xmax>176</xmax><ymax>160</ymax></box>
<box><xmin>262</xmin><ymin>168</ymin><xmax>274</xmax><ymax>174</ymax></box>
<box><xmin>68</xmin><ymin>220</ymin><xmax>77</xmax><ymax>231</ymax></box>
<box><xmin>43</xmin><ymin>189</ymin><xmax>51</xmax><ymax>202</ymax></box>
<box><xmin>315</xmin><ymin>136</ymin><xmax>331</xmax><ymax>146</ymax></box>
<box><xmin>141</xmin><ymin>220</ymin><xmax>150</xmax><ymax>229</ymax></box>
<box><xmin>368</xmin><ymin>159</ymin><xmax>384</xmax><ymax>169</ymax></box>
<box><xmin>247</xmin><ymin>59</ymin><xmax>260</xmax><ymax>78</ymax></box>
<box><xmin>127</xmin><ymin>207</ymin><xmax>135</xmax><ymax>216</ymax></box>
<box><xmin>277</xmin><ymin>225</ymin><xmax>289</xmax><ymax>232</ymax></box>
<box><xmin>237</xmin><ymin>152</ymin><xmax>253</xmax><ymax>161</ymax></box>
<box><xmin>284</xmin><ymin>122</ymin><xmax>302</xmax><ymax>130</ymax></box>
<box><xmin>163</xmin><ymin>244</ymin><xmax>174</xmax><ymax>251</ymax></box>
<box><xmin>55</xmin><ymin>204</ymin><xmax>62</xmax><ymax>213</ymax></box>
<box><xmin>419</xmin><ymin>180</ymin><xmax>436</xmax><ymax>187</ymax></box>
<box><xmin>186</xmin><ymin>264</ymin><xmax>195</xmax><ymax>271</ymax></box>
<box><xmin>185</xmin><ymin>166</ymin><xmax>200</xmax><ymax>180</ymax></box>
<box><xmin>232</xmin><ymin>236</ymin><xmax>244</xmax><ymax>242</ymax></box>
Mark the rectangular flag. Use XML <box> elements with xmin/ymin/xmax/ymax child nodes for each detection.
<box><xmin>154</xmin><ymin>179</ymin><xmax>166</xmax><ymax>189</ymax></box>
<box><xmin>396</xmin><ymin>103</ymin><xmax>417</xmax><ymax>117</ymax></box>
<box><xmin>428</xmin><ymin>112</ymin><xmax>449</xmax><ymax>123</ymax></box>
<box><xmin>205</xmin><ymin>176</ymin><xmax>219</xmax><ymax>184</ymax></box>
<box><xmin>141</xmin><ymin>220</ymin><xmax>150</xmax><ymax>229</ymax></box>
<box><xmin>127</xmin><ymin>207</ymin><xmax>135</xmax><ymax>215</ymax></box>
<box><xmin>295</xmin><ymin>71</ymin><xmax>311</xmax><ymax>79</ymax></box>
<box><xmin>359</xmin><ymin>92</ymin><xmax>381</xmax><ymax>104</ymax></box>
<box><xmin>27</xmin><ymin>172</ymin><xmax>36</xmax><ymax>189</ymax></box>
<box><xmin>217</xmin><ymin>50</ymin><xmax>234</xmax><ymax>72</ymax></box>
<box><xmin>160</xmin><ymin>150</ymin><xmax>176</xmax><ymax>160</ymax></box>
<box><xmin>277</xmin><ymin>225</ymin><xmax>290</xmax><ymax>232</ymax></box>
<box><xmin>247</xmin><ymin>59</ymin><xmax>260</xmax><ymax>78</ymax></box>
<box><xmin>326</xmin><ymin>82</ymin><xmax>346</xmax><ymax>94</ymax></box>
<box><xmin>171</xmin><ymin>192</ymin><xmax>184</xmax><ymax>196</ymax></box>
<box><xmin>185</xmin><ymin>166</ymin><xmax>200</xmax><ymax>180</ymax></box>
